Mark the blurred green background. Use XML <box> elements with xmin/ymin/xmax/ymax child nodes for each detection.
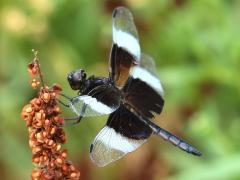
<box><xmin>1</xmin><ymin>0</ymin><xmax>240</xmax><ymax>179</ymax></box>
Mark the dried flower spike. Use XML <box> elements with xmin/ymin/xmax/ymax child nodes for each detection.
<box><xmin>21</xmin><ymin>51</ymin><xmax>80</xmax><ymax>180</ymax></box>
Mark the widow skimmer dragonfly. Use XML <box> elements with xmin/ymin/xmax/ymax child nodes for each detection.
<box><xmin>63</xmin><ymin>7</ymin><xmax>201</xmax><ymax>167</ymax></box>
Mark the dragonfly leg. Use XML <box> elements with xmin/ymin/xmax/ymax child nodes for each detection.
<box><xmin>59</xmin><ymin>93</ymin><xmax>72</xmax><ymax>100</ymax></box>
<box><xmin>60</xmin><ymin>115</ymin><xmax>83</xmax><ymax>127</ymax></box>
<box><xmin>60</xmin><ymin>102</ymin><xmax>87</xmax><ymax>126</ymax></box>
<box><xmin>57</xmin><ymin>93</ymin><xmax>89</xmax><ymax>126</ymax></box>
<box><xmin>57</xmin><ymin>99</ymin><xmax>70</xmax><ymax>108</ymax></box>
<box><xmin>65</xmin><ymin>116</ymin><xmax>83</xmax><ymax>124</ymax></box>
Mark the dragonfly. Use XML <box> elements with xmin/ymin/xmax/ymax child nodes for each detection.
<box><xmin>61</xmin><ymin>6</ymin><xmax>201</xmax><ymax>167</ymax></box>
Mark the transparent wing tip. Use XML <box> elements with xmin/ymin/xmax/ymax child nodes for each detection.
<box><xmin>113</xmin><ymin>6</ymin><xmax>131</xmax><ymax>18</ymax></box>
<box><xmin>90</xmin><ymin>141</ymin><xmax>124</xmax><ymax>167</ymax></box>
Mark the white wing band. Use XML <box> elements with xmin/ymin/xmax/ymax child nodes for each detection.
<box><xmin>90</xmin><ymin>126</ymin><xmax>145</xmax><ymax>167</ymax></box>
<box><xmin>113</xmin><ymin>27</ymin><xmax>141</xmax><ymax>61</ymax></box>
<box><xmin>70</xmin><ymin>95</ymin><xmax>115</xmax><ymax>115</ymax></box>
<box><xmin>131</xmin><ymin>66</ymin><xmax>164</xmax><ymax>96</ymax></box>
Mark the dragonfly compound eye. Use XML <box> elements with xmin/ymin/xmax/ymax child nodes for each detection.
<box><xmin>67</xmin><ymin>69</ymin><xmax>86</xmax><ymax>90</ymax></box>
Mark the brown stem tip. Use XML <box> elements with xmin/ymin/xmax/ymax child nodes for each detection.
<box><xmin>22</xmin><ymin>51</ymin><xmax>80</xmax><ymax>180</ymax></box>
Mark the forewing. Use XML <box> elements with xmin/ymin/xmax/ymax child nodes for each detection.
<box><xmin>112</xmin><ymin>7</ymin><xmax>140</xmax><ymax>60</ymax></box>
<box><xmin>124</xmin><ymin>53</ymin><xmax>164</xmax><ymax>119</ymax></box>
<box><xmin>131</xmin><ymin>53</ymin><xmax>164</xmax><ymax>96</ymax></box>
<box><xmin>109</xmin><ymin>7</ymin><xmax>141</xmax><ymax>89</ymax></box>
<box><xmin>139</xmin><ymin>53</ymin><xmax>158</xmax><ymax>77</ymax></box>
<box><xmin>90</xmin><ymin>106</ymin><xmax>152</xmax><ymax>167</ymax></box>
<box><xmin>69</xmin><ymin>95</ymin><xmax>114</xmax><ymax>117</ymax></box>
<box><xmin>69</xmin><ymin>86</ymin><xmax>121</xmax><ymax>117</ymax></box>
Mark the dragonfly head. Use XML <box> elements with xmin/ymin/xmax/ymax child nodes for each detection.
<box><xmin>67</xmin><ymin>69</ymin><xmax>87</xmax><ymax>91</ymax></box>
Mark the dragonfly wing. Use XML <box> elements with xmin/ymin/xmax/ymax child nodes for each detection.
<box><xmin>69</xmin><ymin>85</ymin><xmax>121</xmax><ymax>117</ymax></box>
<box><xmin>109</xmin><ymin>7</ymin><xmax>141</xmax><ymax>89</ymax></box>
<box><xmin>90</xmin><ymin>106</ymin><xmax>152</xmax><ymax>167</ymax></box>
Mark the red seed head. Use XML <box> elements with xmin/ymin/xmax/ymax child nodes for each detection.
<box><xmin>28</xmin><ymin>62</ymin><xmax>39</xmax><ymax>77</ymax></box>
<box><xmin>41</xmin><ymin>92</ymin><xmax>51</xmax><ymax>103</ymax></box>
<box><xmin>30</xmin><ymin>79</ymin><xmax>40</xmax><ymax>89</ymax></box>
<box><xmin>31</xmin><ymin>168</ymin><xmax>41</xmax><ymax>178</ymax></box>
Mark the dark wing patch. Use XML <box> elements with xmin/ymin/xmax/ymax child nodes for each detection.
<box><xmin>107</xmin><ymin>105</ymin><xmax>153</xmax><ymax>140</ymax></box>
<box><xmin>88</xmin><ymin>85</ymin><xmax>121</xmax><ymax>109</ymax></box>
<box><xmin>123</xmin><ymin>78</ymin><xmax>164</xmax><ymax>119</ymax></box>
<box><xmin>110</xmin><ymin>44</ymin><xmax>135</xmax><ymax>88</ymax></box>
